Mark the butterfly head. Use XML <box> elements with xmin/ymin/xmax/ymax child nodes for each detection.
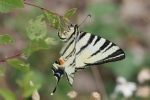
<box><xmin>67</xmin><ymin>24</ymin><xmax>78</xmax><ymax>29</ymax></box>
<box><xmin>58</xmin><ymin>24</ymin><xmax>79</xmax><ymax>41</ymax></box>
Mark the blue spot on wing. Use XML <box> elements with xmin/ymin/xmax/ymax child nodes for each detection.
<box><xmin>55</xmin><ymin>72</ymin><xmax>61</xmax><ymax>77</ymax></box>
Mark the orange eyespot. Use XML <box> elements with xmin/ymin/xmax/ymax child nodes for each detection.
<box><xmin>59</xmin><ymin>58</ymin><xmax>64</xmax><ymax>65</ymax></box>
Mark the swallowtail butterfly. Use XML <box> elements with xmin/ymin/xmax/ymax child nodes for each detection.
<box><xmin>51</xmin><ymin>24</ymin><xmax>125</xmax><ymax>95</ymax></box>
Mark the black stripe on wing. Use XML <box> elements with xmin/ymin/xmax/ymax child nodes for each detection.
<box><xmin>75</xmin><ymin>68</ymin><xmax>85</xmax><ymax>72</ymax></box>
<box><xmin>69</xmin><ymin>59</ymin><xmax>75</xmax><ymax>67</ymax></box>
<box><xmin>103</xmin><ymin>43</ymin><xmax>114</xmax><ymax>53</ymax></box>
<box><xmin>58</xmin><ymin>32</ymin><xmax>66</xmax><ymax>41</ymax></box>
<box><xmin>62</xmin><ymin>38</ymin><xmax>75</xmax><ymax>55</ymax></box>
<box><xmin>65</xmin><ymin>72</ymin><xmax>75</xmax><ymax>86</ymax></box>
<box><xmin>104</xmin><ymin>48</ymin><xmax>125</xmax><ymax>61</ymax></box>
<box><xmin>65</xmin><ymin>46</ymin><xmax>76</xmax><ymax>59</ymax></box>
<box><xmin>100</xmin><ymin>40</ymin><xmax>110</xmax><ymax>50</ymax></box>
<box><xmin>65</xmin><ymin>73</ymin><xmax>72</xmax><ymax>86</ymax></box>
<box><xmin>78</xmin><ymin>32</ymin><xmax>86</xmax><ymax>41</ymax></box>
<box><xmin>86</xmin><ymin>48</ymin><xmax>125</xmax><ymax>66</ymax></box>
<box><xmin>90</xmin><ymin>40</ymin><xmax>110</xmax><ymax>57</ymax></box>
<box><xmin>67</xmin><ymin>30</ymin><xmax>76</xmax><ymax>41</ymax></box>
<box><xmin>76</xmin><ymin>33</ymin><xmax>95</xmax><ymax>55</ymax></box>
<box><xmin>93</xmin><ymin>36</ymin><xmax>101</xmax><ymax>46</ymax></box>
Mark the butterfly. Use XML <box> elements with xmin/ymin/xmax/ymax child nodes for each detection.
<box><xmin>51</xmin><ymin>24</ymin><xmax>125</xmax><ymax>95</ymax></box>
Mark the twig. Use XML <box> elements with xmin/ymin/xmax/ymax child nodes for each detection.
<box><xmin>0</xmin><ymin>52</ymin><xmax>22</xmax><ymax>62</ymax></box>
<box><xmin>91</xmin><ymin>66</ymin><xmax>109</xmax><ymax>100</ymax></box>
<box><xmin>19</xmin><ymin>87</ymin><xmax>24</xmax><ymax>100</ymax></box>
<box><xmin>23</xmin><ymin>1</ymin><xmax>70</xmax><ymax>23</ymax></box>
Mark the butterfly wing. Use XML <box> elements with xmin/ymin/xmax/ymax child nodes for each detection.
<box><xmin>64</xmin><ymin>53</ymin><xmax>76</xmax><ymax>85</ymax></box>
<box><xmin>75</xmin><ymin>32</ymin><xmax>125</xmax><ymax>71</ymax></box>
<box><xmin>61</xmin><ymin>34</ymin><xmax>76</xmax><ymax>86</ymax></box>
<box><xmin>52</xmin><ymin>24</ymin><xmax>125</xmax><ymax>94</ymax></box>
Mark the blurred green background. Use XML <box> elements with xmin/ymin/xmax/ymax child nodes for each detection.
<box><xmin>0</xmin><ymin>0</ymin><xmax>150</xmax><ymax>100</ymax></box>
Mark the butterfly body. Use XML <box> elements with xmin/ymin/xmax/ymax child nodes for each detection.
<box><xmin>51</xmin><ymin>24</ymin><xmax>125</xmax><ymax>95</ymax></box>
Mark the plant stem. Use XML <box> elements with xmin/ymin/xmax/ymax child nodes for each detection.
<box><xmin>91</xmin><ymin>66</ymin><xmax>109</xmax><ymax>100</ymax></box>
<box><xmin>19</xmin><ymin>87</ymin><xmax>24</xmax><ymax>100</ymax></box>
<box><xmin>0</xmin><ymin>52</ymin><xmax>22</xmax><ymax>62</ymax></box>
<box><xmin>23</xmin><ymin>1</ymin><xmax>70</xmax><ymax>23</ymax></box>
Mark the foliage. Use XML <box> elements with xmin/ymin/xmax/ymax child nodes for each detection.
<box><xmin>0</xmin><ymin>67</ymin><xmax>4</xmax><ymax>76</ymax></box>
<box><xmin>0</xmin><ymin>0</ymin><xmax>24</xmax><ymax>13</ymax></box>
<box><xmin>0</xmin><ymin>34</ymin><xmax>14</xmax><ymax>44</ymax></box>
<box><xmin>21</xmin><ymin>38</ymin><xmax>49</xmax><ymax>60</ymax></box>
<box><xmin>45</xmin><ymin>11</ymin><xmax>59</xmax><ymax>29</ymax></box>
<box><xmin>0</xmin><ymin>0</ymin><xmax>150</xmax><ymax>100</ymax></box>
<box><xmin>0</xmin><ymin>89</ymin><xmax>16</xmax><ymax>100</ymax></box>
<box><xmin>7</xmin><ymin>59</ymin><xmax>30</xmax><ymax>73</ymax></box>
<box><xmin>17</xmin><ymin>72</ymin><xmax>41</xmax><ymax>98</ymax></box>
<box><xmin>0</xmin><ymin>0</ymin><xmax>77</xmax><ymax>100</ymax></box>
<box><xmin>26</xmin><ymin>15</ymin><xmax>47</xmax><ymax>40</ymax></box>
<box><xmin>45</xmin><ymin>8</ymin><xmax>76</xmax><ymax>32</ymax></box>
<box><xmin>64</xmin><ymin>8</ymin><xmax>77</xmax><ymax>18</ymax></box>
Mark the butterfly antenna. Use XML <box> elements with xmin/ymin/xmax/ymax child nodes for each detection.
<box><xmin>79</xmin><ymin>14</ymin><xmax>91</xmax><ymax>27</ymax></box>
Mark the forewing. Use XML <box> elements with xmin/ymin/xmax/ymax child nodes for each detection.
<box><xmin>75</xmin><ymin>32</ymin><xmax>125</xmax><ymax>70</ymax></box>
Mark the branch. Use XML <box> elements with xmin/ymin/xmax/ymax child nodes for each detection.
<box><xmin>0</xmin><ymin>52</ymin><xmax>22</xmax><ymax>62</ymax></box>
<box><xmin>19</xmin><ymin>87</ymin><xmax>24</xmax><ymax>100</ymax></box>
<box><xmin>23</xmin><ymin>1</ymin><xmax>70</xmax><ymax>23</ymax></box>
<box><xmin>91</xmin><ymin>66</ymin><xmax>109</xmax><ymax>100</ymax></box>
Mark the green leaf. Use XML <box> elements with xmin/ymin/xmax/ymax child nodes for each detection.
<box><xmin>26</xmin><ymin>15</ymin><xmax>47</xmax><ymax>40</ymax></box>
<box><xmin>45</xmin><ymin>37</ymin><xmax>58</xmax><ymax>45</ymax></box>
<box><xmin>0</xmin><ymin>0</ymin><xmax>24</xmax><ymax>13</ymax></box>
<box><xmin>0</xmin><ymin>89</ymin><xmax>16</xmax><ymax>100</ymax></box>
<box><xmin>0</xmin><ymin>67</ymin><xmax>5</xmax><ymax>76</ymax></box>
<box><xmin>21</xmin><ymin>38</ymin><xmax>49</xmax><ymax>59</ymax></box>
<box><xmin>16</xmin><ymin>72</ymin><xmax>41</xmax><ymax>98</ymax></box>
<box><xmin>59</xmin><ymin>18</ymin><xmax>66</xmax><ymax>32</ymax></box>
<box><xmin>44</xmin><ymin>11</ymin><xmax>59</xmax><ymax>29</ymax></box>
<box><xmin>0</xmin><ymin>34</ymin><xmax>14</xmax><ymax>44</ymax></box>
<box><xmin>7</xmin><ymin>59</ymin><xmax>29</xmax><ymax>73</ymax></box>
<box><xmin>143</xmin><ymin>52</ymin><xmax>150</xmax><ymax>65</ymax></box>
<box><xmin>23</xmin><ymin>84</ymin><xmax>41</xmax><ymax>98</ymax></box>
<box><xmin>17</xmin><ymin>72</ymin><xmax>34</xmax><ymax>87</ymax></box>
<box><xmin>64</xmin><ymin>8</ymin><xmax>77</xmax><ymax>18</ymax></box>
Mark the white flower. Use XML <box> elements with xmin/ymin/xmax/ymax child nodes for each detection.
<box><xmin>91</xmin><ymin>92</ymin><xmax>101</xmax><ymax>100</ymax></box>
<box><xmin>137</xmin><ymin>68</ymin><xmax>150</xmax><ymax>84</ymax></box>
<box><xmin>32</xmin><ymin>90</ymin><xmax>40</xmax><ymax>100</ymax></box>
<box><xmin>30</xmin><ymin>81</ymin><xmax>40</xmax><ymax>100</ymax></box>
<box><xmin>67</xmin><ymin>91</ymin><xmax>78</xmax><ymax>99</ymax></box>
<box><xmin>111</xmin><ymin>76</ymin><xmax>137</xmax><ymax>98</ymax></box>
<box><xmin>136</xmin><ymin>86</ymin><xmax>150</xmax><ymax>98</ymax></box>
